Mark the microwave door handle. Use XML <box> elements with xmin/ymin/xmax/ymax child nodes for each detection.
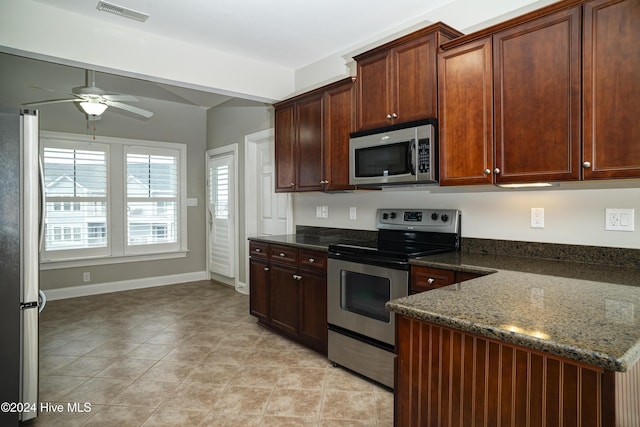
<box><xmin>409</xmin><ymin>139</ymin><xmax>416</xmax><ymax>175</ymax></box>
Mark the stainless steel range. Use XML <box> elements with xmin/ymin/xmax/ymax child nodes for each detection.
<box><xmin>327</xmin><ymin>208</ymin><xmax>461</xmax><ymax>388</ymax></box>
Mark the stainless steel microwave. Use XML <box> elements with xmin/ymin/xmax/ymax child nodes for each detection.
<box><xmin>349</xmin><ymin>121</ymin><xmax>437</xmax><ymax>186</ymax></box>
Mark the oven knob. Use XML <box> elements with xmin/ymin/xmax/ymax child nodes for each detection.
<box><xmin>390</xmin><ymin>212</ymin><xmax>397</xmax><ymax>219</ymax></box>
<box><xmin>431</xmin><ymin>212</ymin><xmax>439</xmax><ymax>221</ymax></box>
<box><xmin>441</xmin><ymin>214</ymin><xmax>449</xmax><ymax>222</ymax></box>
<box><xmin>382</xmin><ymin>213</ymin><xmax>389</xmax><ymax>220</ymax></box>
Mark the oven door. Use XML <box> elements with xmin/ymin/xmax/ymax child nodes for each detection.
<box><xmin>327</xmin><ymin>258</ymin><xmax>408</xmax><ymax>346</ymax></box>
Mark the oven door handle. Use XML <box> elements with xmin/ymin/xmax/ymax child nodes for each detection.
<box><xmin>328</xmin><ymin>252</ymin><xmax>409</xmax><ymax>270</ymax></box>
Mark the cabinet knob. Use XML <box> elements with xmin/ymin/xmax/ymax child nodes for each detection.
<box><xmin>255</xmin><ymin>248</ymin><xmax>261</xmax><ymax>253</ymax></box>
<box><xmin>582</xmin><ymin>161</ymin><xmax>591</xmax><ymax>168</ymax></box>
<box><xmin>293</xmin><ymin>274</ymin><xmax>302</xmax><ymax>280</ymax></box>
<box><xmin>386</xmin><ymin>114</ymin><xmax>392</xmax><ymax>119</ymax></box>
<box><xmin>391</xmin><ymin>113</ymin><xmax>398</xmax><ymax>119</ymax></box>
<box><xmin>279</xmin><ymin>252</ymin><xmax>286</xmax><ymax>257</ymax></box>
<box><xmin>493</xmin><ymin>168</ymin><xmax>501</xmax><ymax>175</ymax></box>
<box><xmin>483</xmin><ymin>168</ymin><xmax>491</xmax><ymax>176</ymax></box>
<box><xmin>290</xmin><ymin>182</ymin><xmax>295</xmax><ymax>186</ymax></box>
<box><xmin>427</xmin><ymin>278</ymin><xmax>435</xmax><ymax>285</ymax></box>
<box><xmin>308</xmin><ymin>258</ymin><xmax>315</xmax><ymax>263</ymax></box>
<box><xmin>264</xmin><ymin>267</ymin><xmax>270</xmax><ymax>271</ymax></box>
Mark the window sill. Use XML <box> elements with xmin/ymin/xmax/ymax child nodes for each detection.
<box><xmin>40</xmin><ymin>251</ymin><xmax>189</xmax><ymax>270</ymax></box>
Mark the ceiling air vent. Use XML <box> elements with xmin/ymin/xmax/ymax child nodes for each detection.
<box><xmin>96</xmin><ymin>1</ymin><xmax>149</xmax><ymax>22</ymax></box>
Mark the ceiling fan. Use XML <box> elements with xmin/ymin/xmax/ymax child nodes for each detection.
<box><xmin>24</xmin><ymin>70</ymin><xmax>154</xmax><ymax>120</ymax></box>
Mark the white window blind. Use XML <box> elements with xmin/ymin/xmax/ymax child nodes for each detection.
<box><xmin>126</xmin><ymin>148</ymin><xmax>179</xmax><ymax>252</ymax></box>
<box><xmin>40</xmin><ymin>132</ymin><xmax>187</xmax><ymax>265</ymax></box>
<box><xmin>43</xmin><ymin>144</ymin><xmax>109</xmax><ymax>258</ymax></box>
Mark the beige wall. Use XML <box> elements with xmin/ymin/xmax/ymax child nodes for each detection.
<box><xmin>39</xmin><ymin>101</ymin><xmax>208</xmax><ymax>290</ymax></box>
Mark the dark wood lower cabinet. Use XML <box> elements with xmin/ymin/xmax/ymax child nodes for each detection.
<box><xmin>249</xmin><ymin>241</ymin><xmax>328</xmax><ymax>354</ymax></box>
<box><xmin>395</xmin><ymin>314</ymin><xmax>640</xmax><ymax>426</ymax></box>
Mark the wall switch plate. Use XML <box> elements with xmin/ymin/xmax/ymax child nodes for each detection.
<box><xmin>321</xmin><ymin>206</ymin><xmax>329</xmax><ymax>218</ymax></box>
<box><xmin>186</xmin><ymin>198</ymin><xmax>198</xmax><ymax>207</ymax></box>
<box><xmin>315</xmin><ymin>206</ymin><xmax>322</xmax><ymax>218</ymax></box>
<box><xmin>531</xmin><ymin>208</ymin><xmax>544</xmax><ymax>228</ymax></box>
<box><xmin>349</xmin><ymin>207</ymin><xmax>357</xmax><ymax>220</ymax></box>
<box><xmin>605</xmin><ymin>208</ymin><xmax>635</xmax><ymax>231</ymax></box>
<box><xmin>83</xmin><ymin>272</ymin><xmax>91</xmax><ymax>282</ymax></box>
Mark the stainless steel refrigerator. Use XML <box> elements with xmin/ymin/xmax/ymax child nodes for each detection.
<box><xmin>0</xmin><ymin>107</ymin><xmax>46</xmax><ymax>425</ymax></box>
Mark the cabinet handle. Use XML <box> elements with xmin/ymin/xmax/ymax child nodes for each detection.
<box><xmin>484</xmin><ymin>168</ymin><xmax>491</xmax><ymax>176</ymax></box>
<box><xmin>427</xmin><ymin>278</ymin><xmax>435</xmax><ymax>285</ymax></box>
<box><xmin>308</xmin><ymin>258</ymin><xmax>315</xmax><ymax>263</ymax></box>
<box><xmin>391</xmin><ymin>113</ymin><xmax>398</xmax><ymax>119</ymax></box>
<box><xmin>493</xmin><ymin>168</ymin><xmax>501</xmax><ymax>175</ymax></box>
<box><xmin>254</xmin><ymin>248</ymin><xmax>261</xmax><ymax>253</ymax></box>
<box><xmin>264</xmin><ymin>267</ymin><xmax>270</xmax><ymax>271</ymax></box>
<box><xmin>279</xmin><ymin>252</ymin><xmax>286</xmax><ymax>257</ymax></box>
<box><xmin>582</xmin><ymin>161</ymin><xmax>591</xmax><ymax>168</ymax></box>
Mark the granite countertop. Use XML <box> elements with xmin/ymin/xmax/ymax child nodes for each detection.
<box><xmin>248</xmin><ymin>234</ymin><xmax>331</xmax><ymax>252</ymax></box>
<box><xmin>388</xmin><ymin>252</ymin><xmax>640</xmax><ymax>372</ymax></box>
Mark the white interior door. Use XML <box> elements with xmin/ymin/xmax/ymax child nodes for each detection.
<box><xmin>207</xmin><ymin>151</ymin><xmax>235</xmax><ymax>278</ymax></box>
<box><xmin>245</xmin><ymin>129</ymin><xmax>291</xmax><ymax>292</ymax></box>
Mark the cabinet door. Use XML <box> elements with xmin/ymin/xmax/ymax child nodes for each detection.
<box><xmin>438</xmin><ymin>37</ymin><xmax>494</xmax><ymax>185</ymax></box>
<box><xmin>296</xmin><ymin>94</ymin><xmax>324</xmax><ymax>191</ymax></box>
<box><xmin>393</xmin><ymin>32</ymin><xmax>438</xmax><ymax>124</ymax></box>
<box><xmin>583</xmin><ymin>0</ymin><xmax>640</xmax><ymax>179</ymax></box>
<box><xmin>274</xmin><ymin>104</ymin><xmax>296</xmax><ymax>192</ymax></box>
<box><xmin>493</xmin><ymin>6</ymin><xmax>581</xmax><ymax>183</ymax></box>
<box><xmin>356</xmin><ymin>49</ymin><xmax>393</xmax><ymax>131</ymax></box>
<box><xmin>249</xmin><ymin>258</ymin><xmax>270</xmax><ymax>322</ymax></box>
<box><xmin>323</xmin><ymin>79</ymin><xmax>355</xmax><ymax>191</ymax></box>
<box><xmin>269</xmin><ymin>263</ymin><xmax>300</xmax><ymax>336</ymax></box>
<box><xmin>298</xmin><ymin>268</ymin><xmax>327</xmax><ymax>354</ymax></box>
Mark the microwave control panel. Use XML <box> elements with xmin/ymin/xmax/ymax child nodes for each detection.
<box><xmin>417</xmin><ymin>138</ymin><xmax>430</xmax><ymax>173</ymax></box>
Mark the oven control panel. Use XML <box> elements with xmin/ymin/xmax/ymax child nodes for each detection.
<box><xmin>377</xmin><ymin>209</ymin><xmax>460</xmax><ymax>233</ymax></box>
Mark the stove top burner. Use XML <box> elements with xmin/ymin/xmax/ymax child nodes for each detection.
<box><xmin>327</xmin><ymin>209</ymin><xmax>461</xmax><ymax>269</ymax></box>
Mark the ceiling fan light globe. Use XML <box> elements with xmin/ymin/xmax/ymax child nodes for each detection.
<box><xmin>79</xmin><ymin>101</ymin><xmax>108</xmax><ymax>116</ymax></box>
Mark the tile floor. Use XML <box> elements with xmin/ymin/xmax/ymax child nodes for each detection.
<box><xmin>32</xmin><ymin>280</ymin><xmax>393</xmax><ymax>426</ymax></box>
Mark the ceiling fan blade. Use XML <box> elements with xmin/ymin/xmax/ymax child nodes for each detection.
<box><xmin>105</xmin><ymin>101</ymin><xmax>154</xmax><ymax>118</ymax></box>
<box><xmin>101</xmin><ymin>94</ymin><xmax>139</xmax><ymax>102</ymax></box>
<box><xmin>22</xmin><ymin>98</ymin><xmax>78</xmax><ymax>107</ymax></box>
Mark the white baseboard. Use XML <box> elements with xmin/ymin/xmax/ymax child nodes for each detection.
<box><xmin>235</xmin><ymin>280</ymin><xmax>248</xmax><ymax>295</ymax></box>
<box><xmin>43</xmin><ymin>271</ymin><xmax>210</xmax><ymax>301</ymax></box>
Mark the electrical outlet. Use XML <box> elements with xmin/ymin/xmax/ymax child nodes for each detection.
<box><xmin>531</xmin><ymin>208</ymin><xmax>544</xmax><ymax>228</ymax></box>
<box><xmin>605</xmin><ymin>208</ymin><xmax>635</xmax><ymax>231</ymax></box>
<box><xmin>321</xmin><ymin>206</ymin><xmax>329</xmax><ymax>218</ymax></box>
<box><xmin>83</xmin><ymin>272</ymin><xmax>91</xmax><ymax>282</ymax></box>
<box><xmin>316</xmin><ymin>206</ymin><xmax>322</xmax><ymax>218</ymax></box>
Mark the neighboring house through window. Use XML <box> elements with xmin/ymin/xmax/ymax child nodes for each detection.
<box><xmin>41</xmin><ymin>132</ymin><xmax>187</xmax><ymax>265</ymax></box>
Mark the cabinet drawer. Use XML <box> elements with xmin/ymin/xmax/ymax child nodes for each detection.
<box><xmin>298</xmin><ymin>250</ymin><xmax>327</xmax><ymax>272</ymax></box>
<box><xmin>411</xmin><ymin>266</ymin><xmax>455</xmax><ymax>293</ymax></box>
<box><xmin>270</xmin><ymin>244</ymin><xmax>298</xmax><ymax>265</ymax></box>
<box><xmin>249</xmin><ymin>241</ymin><xmax>269</xmax><ymax>259</ymax></box>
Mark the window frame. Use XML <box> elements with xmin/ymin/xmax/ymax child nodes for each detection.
<box><xmin>40</xmin><ymin>131</ymin><xmax>188</xmax><ymax>269</ymax></box>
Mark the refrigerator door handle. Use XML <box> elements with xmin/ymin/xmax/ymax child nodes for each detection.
<box><xmin>39</xmin><ymin>157</ymin><xmax>45</xmax><ymax>252</ymax></box>
<box><xmin>38</xmin><ymin>290</ymin><xmax>47</xmax><ymax>313</ymax></box>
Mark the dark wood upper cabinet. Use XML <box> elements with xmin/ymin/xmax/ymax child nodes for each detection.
<box><xmin>295</xmin><ymin>93</ymin><xmax>324</xmax><ymax>192</ymax></box>
<box><xmin>493</xmin><ymin>5</ymin><xmax>582</xmax><ymax>184</ymax></box>
<box><xmin>438</xmin><ymin>37</ymin><xmax>494</xmax><ymax>186</ymax></box>
<box><xmin>583</xmin><ymin>0</ymin><xmax>640</xmax><ymax>179</ymax></box>
<box><xmin>354</xmin><ymin>23</ymin><xmax>462</xmax><ymax>131</ymax></box>
<box><xmin>274</xmin><ymin>104</ymin><xmax>296</xmax><ymax>191</ymax></box>
<box><xmin>274</xmin><ymin>77</ymin><xmax>355</xmax><ymax>192</ymax></box>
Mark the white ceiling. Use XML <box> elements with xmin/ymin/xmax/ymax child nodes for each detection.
<box><xmin>33</xmin><ymin>0</ymin><xmax>455</xmax><ymax>70</ymax></box>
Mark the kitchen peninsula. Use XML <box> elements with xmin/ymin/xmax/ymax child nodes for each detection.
<box><xmin>387</xmin><ymin>252</ymin><xmax>640</xmax><ymax>426</ymax></box>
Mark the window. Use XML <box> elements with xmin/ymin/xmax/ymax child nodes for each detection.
<box><xmin>41</xmin><ymin>132</ymin><xmax>187</xmax><ymax>264</ymax></box>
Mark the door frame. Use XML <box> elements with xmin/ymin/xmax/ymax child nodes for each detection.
<box><xmin>244</xmin><ymin>128</ymin><xmax>293</xmax><ymax>293</ymax></box>
<box><xmin>206</xmin><ymin>143</ymin><xmax>239</xmax><ymax>290</ymax></box>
